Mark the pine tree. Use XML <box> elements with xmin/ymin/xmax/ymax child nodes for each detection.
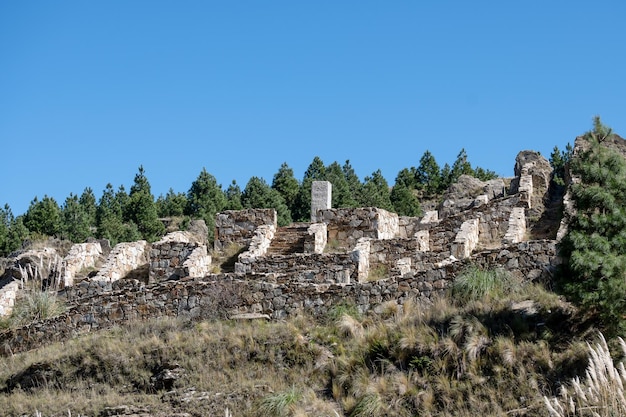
<box><xmin>225</xmin><ymin>180</ymin><xmax>243</xmax><ymax>210</ymax></box>
<box><xmin>360</xmin><ymin>170</ymin><xmax>393</xmax><ymax>210</ymax></box>
<box><xmin>79</xmin><ymin>187</ymin><xmax>97</xmax><ymax>232</ymax></box>
<box><xmin>156</xmin><ymin>188</ymin><xmax>188</xmax><ymax>218</ymax></box>
<box><xmin>390</xmin><ymin>183</ymin><xmax>422</xmax><ymax>217</ymax></box>
<box><xmin>242</xmin><ymin>177</ymin><xmax>291</xmax><ymax>226</ymax></box>
<box><xmin>271</xmin><ymin>162</ymin><xmax>299</xmax><ymax>215</ymax></box>
<box><xmin>126</xmin><ymin>166</ymin><xmax>165</xmax><ymax>242</ymax></box>
<box><xmin>186</xmin><ymin>168</ymin><xmax>226</xmax><ymax>240</ymax></box>
<box><xmin>62</xmin><ymin>193</ymin><xmax>91</xmax><ymax>242</ymax></box>
<box><xmin>342</xmin><ymin>160</ymin><xmax>363</xmax><ymax>205</ymax></box>
<box><xmin>96</xmin><ymin>183</ymin><xmax>126</xmax><ymax>245</ymax></box>
<box><xmin>326</xmin><ymin>161</ymin><xmax>357</xmax><ymax>208</ymax></box>
<box><xmin>0</xmin><ymin>204</ymin><xmax>11</xmax><ymax>256</ymax></box>
<box><xmin>24</xmin><ymin>195</ymin><xmax>62</xmax><ymax>237</ymax></box>
<box><xmin>415</xmin><ymin>150</ymin><xmax>441</xmax><ymax>196</ymax></box>
<box><xmin>293</xmin><ymin>156</ymin><xmax>327</xmax><ymax>221</ymax></box>
<box><xmin>559</xmin><ymin>118</ymin><xmax>626</xmax><ymax>335</ymax></box>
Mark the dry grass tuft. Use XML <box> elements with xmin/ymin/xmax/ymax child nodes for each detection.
<box><xmin>544</xmin><ymin>333</ymin><xmax>626</xmax><ymax>417</ymax></box>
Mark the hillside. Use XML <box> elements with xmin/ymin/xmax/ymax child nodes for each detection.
<box><xmin>1</xmin><ymin>124</ymin><xmax>626</xmax><ymax>416</ymax></box>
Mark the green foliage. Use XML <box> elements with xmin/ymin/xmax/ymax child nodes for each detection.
<box><xmin>452</xmin><ymin>266</ymin><xmax>516</xmax><ymax>302</ymax></box>
<box><xmin>242</xmin><ymin>177</ymin><xmax>291</xmax><ymax>226</ymax></box>
<box><xmin>186</xmin><ymin>168</ymin><xmax>226</xmax><ymax>241</ymax></box>
<box><xmin>156</xmin><ymin>188</ymin><xmax>188</xmax><ymax>218</ymax></box>
<box><xmin>326</xmin><ymin>161</ymin><xmax>358</xmax><ymax>209</ymax></box>
<box><xmin>415</xmin><ymin>150</ymin><xmax>441</xmax><ymax>196</ymax></box>
<box><xmin>61</xmin><ymin>193</ymin><xmax>92</xmax><ymax>243</ymax></box>
<box><xmin>225</xmin><ymin>180</ymin><xmax>243</xmax><ymax>210</ymax></box>
<box><xmin>342</xmin><ymin>160</ymin><xmax>363</xmax><ymax>205</ymax></box>
<box><xmin>550</xmin><ymin>144</ymin><xmax>573</xmax><ymax>186</ymax></box>
<box><xmin>390</xmin><ymin>183</ymin><xmax>422</xmax><ymax>217</ymax></box>
<box><xmin>293</xmin><ymin>156</ymin><xmax>327</xmax><ymax>221</ymax></box>
<box><xmin>360</xmin><ymin>169</ymin><xmax>393</xmax><ymax>211</ymax></box>
<box><xmin>559</xmin><ymin>118</ymin><xmax>626</xmax><ymax>335</ymax></box>
<box><xmin>24</xmin><ymin>195</ymin><xmax>62</xmax><ymax>237</ymax></box>
<box><xmin>271</xmin><ymin>162</ymin><xmax>299</xmax><ymax>214</ymax></box>
<box><xmin>257</xmin><ymin>386</ymin><xmax>302</xmax><ymax>416</ymax></box>
<box><xmin>9</xmin><ymin>290</ymin><xmax>66</xmax><ymax>327</ymax></box>
<box><xmin>96</xmin><ymin>183</ymin><xmax>126</xmax><ymax>245</ymax></box>
<box><xmin>79</xmin><ymin>187</ymin><xmax>97</xmax><ymax>230</ymax></box>
<box><xmin>125</xmin><ymin>166</ymin><xmax>165</xmax><ymax>242</ymax></box>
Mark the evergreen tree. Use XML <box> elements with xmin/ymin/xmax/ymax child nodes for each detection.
<box><xmin>242</xmin><ymin>177</ymin><xmax>291</xmax><ymax>226</ymax></box>
<box><xmin>550</xmin><ymin>143</ymin><xmax>573</xmax><ymax>186</ymax></box>
<box><xmin>342</xmin><ymin>160</ymin><xmax>363</xmax><ymax>205</ymax></box>
<box><xmin>156</xmin><ymin>188</ymin><xmax>188</xmax><ymax>218</ymax></box>
<box><xmin>96</xmin><ymin>183</ymin><xmax>126</xmax><ymax>245</ymax></box>
<box><xmin>225</xmin><ymin>180</ymin><xmax>243</xmax><ymax>210</ymax></box>
<box><xmin>186</xmin><ymin>168</ymin><xmax>226</xmax><ymax>240</ymax></box>
<box><xmin>62</xmin><ymin>193</ymin><xmax>91</xmax><ymax>242</ymax></box>
<box><xmin>271</xmin><ymin>163</ymin><xmax>299</xmax><ymax>215</ymax></box>
<box><xmin>390</xmin><ymin>183</ymin><xmax>422</xmax><ymax>217</ymax></box>
<box><xmin>6</xmin><ymin>214</ymin><xmax>29</xmax><ymax>255</ymax></box>
<box><xmin>559</xmin><ymin>118</ymin><xmax>626</xmax><ymax>335</ymax></box>
<box><xmin>473</xmin><ymin>166</ymin><xmax>499</xmax><ymax>181</ymax></box>
<box><xmin>394</xmin><ymin>168</ymin><xmax>417</xmax><ymax>189</ymax></box>
<box><xmin>293</xmin><ymin>156</ymin><xmax>327</xmax><ymax>221</ymax></box>
<box><xmin>0</xmin><ymin>204</ymin><xmax>11</xmax><ymax>256</ymax></box>
<box><xmin>415</xmin><ymin>150</ymin><xmax>441</xmax><ymax>196</ymax></box>
<box><xmin>326</xmin><ymin>161</ymin><xmax>357</xmax><ymax>208</ymax></box>
<box><xmin>360</xmin><ymin>170</ymin><xmax>393</xmax><ymax>210</ymax></box>
<box><xmin>116</xmin><ymin>185</ymin><xmax>130</xmax><ymax>222</ymax></box>
<box><xmin>126</xmin><ymin>166</ymin><xmax>165</xmax><ymax>242</ymax></box>
<box><xmin>439</xmin><ymin>163</ymin><xmax>453</xmax><ymax>192</ymax></box>
<box><xmin>449</xmin><ymin>148</ymin><xmax>474</xmax><ymax>183</ymax></box>
<box><xmin>79</xmin><ymin>187</ymin><xmax>97</xmax><ymax>232</ymax></box>
<box><xmin>24</xmin><ymin>195</ymin><xmax>62</xmax><ymax>237</ymax></box>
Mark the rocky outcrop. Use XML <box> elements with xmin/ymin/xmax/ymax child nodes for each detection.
<box><xmin>438</xmin><ymin>175</ymin><xmax>506</xmax><ymax>218</ymax></box>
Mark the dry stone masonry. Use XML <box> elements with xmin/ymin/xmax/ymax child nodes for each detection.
<box><xmin>0</xmin><ymin>149</ymin><xmax>566</xmax><ymax>356</ymax></box>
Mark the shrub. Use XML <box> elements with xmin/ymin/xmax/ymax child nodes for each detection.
<box><xmin>257</xmin><ymin>386</ymin><xmax>302</xmax><ymax>416</ymax></box>
<box><xmin>9</xmin><ymin>290</ymin><xmax>66</xmax><ymax>327</ymax></box>
<box><xmin>451</xmin><ymin>266</ymin><xmax>514</xmax><ymax>302</ymax></box>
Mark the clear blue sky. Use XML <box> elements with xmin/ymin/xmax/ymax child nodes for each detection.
<box><xmin>1</xmin><ymin>1</ymin><xmax>624</xmax><ymax>216</ymax></box>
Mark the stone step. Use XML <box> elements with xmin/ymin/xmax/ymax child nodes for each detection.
<box><xmin>266</xmin><ymin>224</ymin><xmax>310</xmax><ymax>256</ymax></box>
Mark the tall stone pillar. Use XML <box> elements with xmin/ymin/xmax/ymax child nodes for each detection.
<box><xmin>311</xmin><ymin>180</ymin><xmax>332</xmax><ymax>222</ymax></box>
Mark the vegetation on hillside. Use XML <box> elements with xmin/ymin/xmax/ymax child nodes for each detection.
<box><xmin>0</xmin><ymin>269</ymin><xmax>591</xmax><ymax>417</ymax></box>
<box><xmin>0</xmin><ymin>148</ymin><xmax>497</xmax><ymax>256</ymax></box>
<box><xmin>557</xmin><ymin>118</ymin><xmax>626</xmax><ymax>336</ymax></box>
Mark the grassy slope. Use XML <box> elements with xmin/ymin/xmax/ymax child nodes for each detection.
<box><xmin>0</xmin><ymin>273</ymin><xmax>595</xmax><ymax>417</ymax></box>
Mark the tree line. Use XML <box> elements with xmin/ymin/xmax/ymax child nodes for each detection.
<box><xmin>0</xmin><ymin>149</ymin><xmax>497</xmax><ymax>257</ymax></box>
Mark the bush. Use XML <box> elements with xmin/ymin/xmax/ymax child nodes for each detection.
<box><xmin>451</xmin><ymin>266</ymin><xmax>515</xmax><ymax>302</ymax></box>
<box><xmin>8</xmin><ymin>290</ymin><xmax>66</xmax><ymax>327</ymax></box>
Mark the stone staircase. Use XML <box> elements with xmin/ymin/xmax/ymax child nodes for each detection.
<box><xmin>266</xmin><ymin>224</ymin><xmax>310</xmax><ymax>256</ymax></box>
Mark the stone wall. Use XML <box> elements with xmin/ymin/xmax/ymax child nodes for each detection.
<box><xmin>0</xmin><ymin>239</ymin><xmax>557</xmax><ymax>356</ymax></box>
<box><xmin>315</xmin><ymin>208</ymin><xmax>399</xmax><ymax>250</ymax></box>
<box><xmin>234</xmin><ymin>225</ymin><xmax>276</xmax><ymax>274</ymax></box>
<box><xmin>62</xmin><ymin>242</ymin><xmax>103</xmax><ymax>287</ymax></box>
<box><xmin>0</xmin><ymin>278</ymin><xmax>20</xmax><ymax>317</ymax></box>
<box><xmin>214</xmin><ymin>209</ymin><xmax>277</xmax><ymax>251</ymax></box>
<box><xmin>149</xmin><ymin>232</ymin><xmax>211</xmax><ymax>282</ymax></box>
<box><xmin>92</xmin><ymin>241</ymin><xmax>149</xmax><ymax>283</ymax></box>
<box><xmin>235</xmin><ymin>253</ymin><xmax>356</xmax><ymax>284</ymax></box>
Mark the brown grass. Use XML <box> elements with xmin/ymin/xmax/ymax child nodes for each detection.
<box><xmin>0</xmin><ymin>278</ymin><xmax>595</xmax><ymax>417</ymax></box>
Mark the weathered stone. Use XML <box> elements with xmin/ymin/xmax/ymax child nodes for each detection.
<box><xmin>311</xmin><ymin>181</ymin><xmax>332</xmax><ymax>221</ymax></box>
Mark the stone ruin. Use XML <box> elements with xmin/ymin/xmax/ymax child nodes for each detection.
<box><xmin>0</xmin><ymin>151</ymin><xmax>565</xmax><ymax>355</ymax></box>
